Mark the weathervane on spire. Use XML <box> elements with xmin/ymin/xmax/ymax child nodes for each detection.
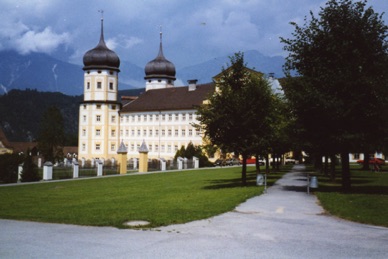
<box><xmin>98</xmin><ymin>9</ymin><xmax>104</xmax><ymax>20</ymax></box>
<box><xmin>159</xmin><ymin>25</ymin><xmax>163</xmax><ymax>43</ymax></box>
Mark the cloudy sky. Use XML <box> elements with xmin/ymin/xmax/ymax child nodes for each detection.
<box><xmin>1</xmin><ymin>0</ymin><xmax>387</xmax><ymax>69</ymax></box>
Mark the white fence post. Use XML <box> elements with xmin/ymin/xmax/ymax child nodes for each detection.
<box><xmin>43</xmin><ymin>162</ymin><xmax>53</xmax><ymax>180</ymax></box>
<box><xmin>159</xmin><ymin>158</ymin><xmax>166</xmax><ymax>171</ymax></box>
<box><xmin>97</xmin><ymin>160</ymin><xmax>103</xmax><ymax>176</ymax></box>
<box><xmin>178</xmin><ymin>157</ymin><xmax>183</xmax><ymax>170</ymax></box>
<box><xmin>193</xmin><ymin>156</ymin><xmax>199</xmax><ymax>169</ymax></box>
<box><xmin>73</xmin><ymin>161</ymin><xmax>79</xmax><ymax>178</ymax></box>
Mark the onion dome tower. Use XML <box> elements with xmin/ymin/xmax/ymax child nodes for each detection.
<box><xmin>78</xmin><ymin>13</ymin><xmax>121</xmax><ymax>162</ymax></box>
<box><xmin>144</xmin><ymin>30</ymin><xmax>176</xmax><ymax>91</ymax></box>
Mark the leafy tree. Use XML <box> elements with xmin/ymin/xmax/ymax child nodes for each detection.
<box><xmin>21</xmin><ymin>151</ymin><xmax>40</xmax><ymax>182</ymax></box>
<box><xmin>196</xmin><ymin>52</ymin><xmax>274</xmax><ymax>185</ymax></box>
<box><xmin>281</xmin><ymin>0</ymin><xmax>388</xmax><ymax>190</ymax></box>
<box><xmin>174</xmin><ymin>142</ymin><xmax>212</xmax><ymax>167</ymax></box>
<box><xmin>0</xmin><ymin>154</ymin><xmax>24</xmax><ymax>183</ymax></box>
<box><xmin>38</xmin><ymin>106</ymin><xmax>65</xmax><ymax>163</ymax></box>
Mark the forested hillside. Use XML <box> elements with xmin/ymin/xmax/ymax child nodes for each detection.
<box><xmin>0</xmin><ymin>89</ymin><xmax>81</xmax><ymax>143</ymax></box>
<box><xmin>0</xmin><ymin>88</ymin><xmax>145</xmax><ymax>144</ymax></box>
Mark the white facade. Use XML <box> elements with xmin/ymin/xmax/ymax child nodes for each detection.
<box><xmin>120</xmin><ymin>110</ymin><xmax>202</xmax><ymax>159</ymax></box>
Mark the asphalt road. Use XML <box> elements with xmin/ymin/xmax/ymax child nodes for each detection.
<box><xmin>1</xmin><ymin>164</ymin><xmax>387</xmax><ymax>258</ymax></box>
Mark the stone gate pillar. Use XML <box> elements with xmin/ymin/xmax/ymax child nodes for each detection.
<box><xmin>138</xmin><ymin>140</ymin><xmax>149</xmax><ymax>173</ymax></box>
<box><xmin>117</xmin><ymin>141</ymin><xmax>128</xmax><ymax>175</ymax></box>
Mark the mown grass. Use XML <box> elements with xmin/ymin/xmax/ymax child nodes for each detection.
<box><xmin>0</xmin><ymin>167</ymin><xmax>285</xmax><ymax>228</ymax></box>
<box><xmin>314</xmin><ymin>166</ymin><xmax>388</xmax><ymax>227</ymax></box>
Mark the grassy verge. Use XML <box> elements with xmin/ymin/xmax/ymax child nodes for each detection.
<box><xmin>0</xmin><ymin>167</ymin><xmax>285</xmax><ymax>228</ymax></box>
<box><xmin>314</xmin><ymin>167</ymin><xmax>388</xmax><ymax>227</ymax></box>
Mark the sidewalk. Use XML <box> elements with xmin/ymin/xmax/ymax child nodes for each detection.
<box><xmin>1</xmin><ymin>165</ymin><xmax>387</xmax><ymax>258</ymax></box>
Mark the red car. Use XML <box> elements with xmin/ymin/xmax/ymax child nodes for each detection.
<box><xmin>356</xmin><ymin>158</ymin><xmax>385</xmax><ymax>165</ymax></box>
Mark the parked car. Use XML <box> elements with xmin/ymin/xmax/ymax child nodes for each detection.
<box><xmin>285</xmin><ymin>158</ymin><xmax>296</xmax><ymax>164</ymax></box>
<box><xmin>225</xmin><ymin>158</ymin><xmax>241</xmax><ymax>166</ymax></box>
<box><xmin>356</xmin><ymin>158</ymin><xmax>385</xmax><ymax>165</ymax></box>
<box><xmin>214</xmin><ymin>159</ymin><xmax>226</xmax><ymax>166</ymax></box>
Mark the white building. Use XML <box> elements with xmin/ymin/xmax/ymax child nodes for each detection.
<box><xmin>78</xmin><ymin>19</ymin><xmax>214</xmax><ymax>162</ymax></box>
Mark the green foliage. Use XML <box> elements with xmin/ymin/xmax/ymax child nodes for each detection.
<box><xmin>174</xmin><ymin>142</ymin><xmax>212</xmax><ymax>167</ymax></box>
<box><xmin>196</xmin><ymin>52</ymin><xmax>279</xmax><ymax>183</ymax></box>
<box><xmin>21</xmin><ymin>152</ymin><xmax>40</xmax><ymax>182</ymax></box>
<box><xmin>38</xmin><ymin>106</ymin><xmax>65</xmax><ymax>163</ymax></box>
<box><xmin>281</xmin><ymin>0</ymin><xmax>388</xmax><ymax>189</ymax></box>
<box><xmin>0</xmin><ymin>154</ymin><xmax>24</xmax><ymax>183</ymax></box>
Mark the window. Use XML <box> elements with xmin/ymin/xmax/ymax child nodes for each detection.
<box><xmin>96</xmin><ymin>129</ymin><xmax>101</xmax><ymax>136</ymax></box>
<box><xmin>168</xmin><ymin>114</ymin><xmax>172</xmax><ymax>121</ymax></box>
<box><xmin>155</xmin><ymin>145</ymin><xmax>159</xmax><ymax>152</ymax></box>
<box><xmin>189</xmin><ymin>113</ymin><xmax>193</xmax><ymax>120</ymax></box>
<box><xmin>82</xmin><ymin>129</ymin><xmax>86</xmax><ymax>136</ymax></box>
<box><xmin>82</xmin><ymin>143</ymin><xmax>86</xmax><ymax>151</ymax></box>
<box><xmin>137</xmin><ymin>130</ymin><xmax>141</xmax><ymax>136</ymax></box>
<box><xmin>125</xmin><ymin>130</ymin><xmax>129</xmax><ymax>137</ymax></box>
<box><xmin>126</xmin><ymin>116</ymin><xmax>129</xmax><ymax>123</ymax></box>
<box><xmin>149</xmin><ymin>129</ymin><xmax>153</xmax><ymax>136</ymax></box>
<box><xmin>174</xmin><ymin>145</ymin><xmax>178</xmax><ymax>152</ymax></box>
<box><xmin>96</xmin><ymin>144</ymin><xmax>101</xmax><ymax>151</ymax></box>
<box><xmin>189</xmin><ymin>129</ymin><xmax>193</xmax><ymax>136</ymax></box>
<box><xmin>97</xmin><ymin>82</ymin><xmax>102</xmax><ymax>89</ymax></box>
<box><xmin>86</xmin><ymin>82</ymin><xmax>90</xmax><ymax>89</ymax></box>
<box><xmin>156</xmin><ymin>115</ymin><xmax>159</xmax><ymax>121</ymax></box>
<box><xmin>131</xmin><ymin>130</ymin><xmax>135</xmax><ymax>136</ymax></box>
<box><xmin>111</xmin><ymin>130</ymin><xmax>115</xmax><ymax>137</ymax></box>
<box><xmin>83</xmin><ymin>105</ymin><xmax>86</xmax><ymax>109</ymax></box>
<box><xmin>144</xmin><ymin>115</ymin><xmax>148</xmax><ymax>122</ymax></box>
<box><xmin>109</xmin><ymin>82</ymin><xmax>114</xmax><ymax>90</ymax></box>
<box><xmin>83</xmin><ymin>115</ymin><xmax>87</xmax><ymax>122</ymax></box>
<box><xmin>168</xmin><ymin>145</ymin><xmax>172</xmax><ymax>153</ymax></box>
<box><xmin>120</xmin><ymin>130</ymin><xmax>123</xmax><ymax>137</ymax></box>
<box><xmin>182</xmin><ymin>114</ymin><xmax>186</xmax><ymax>121</ymax></box>
<box><xmin>111</xmin><ymin>144</ymin><xmax>115</xmax><ymax>151</ymax></box>
<box><xmin>162</xmin><ymin>129</ymin><xmax>165</xmax><ymax>136</ymax></box>
<box><xmin>196</xmin><ymin>129</ymin><xmax>201</xmax><ymax>136</ymax></box>
<box><xmin>111</xmin><ymin>116</ymin><xmax>116</xmax><ymax>123</ymax></box>
<box><xmin>96</xmin><ymin>105</ymin><xmax>101</xmax><ymax>109</ymax></box>
<box><xmin>143</xmin><ymin>129</ymin><xmax>147</xmax><ymax>136</ymax></box>
<box><xmin>96</xmin><ymin>115</ymin><xmax>101</xmax><ymax>122</ymax></box>
<box><xmin>168</xmin><ymin>129</ymin><xmax>172</xmax><ymax>136</ymax></box>
<box><xmin>112</xmin><ymin>105</ymin><xmax>116</xmax><ymax>110</ymax></box>
<box><xmin>175</xmin><ymin>129</ymin><xmax>178</xmax><ymax>136</ymax></box>
<box><xmin>182</xmin><ymin>129</ymin><xmax>186</xmax><ymax>136</ymax></box>
<box><xmin>131</xmin><ymin>144</ymin><xmax>135</xmax><ymax>151</ymax></box>
<box><xmin>161</xmin><ymin>145</ymin><xmax>165</xmax><ymax>152</ymax></box>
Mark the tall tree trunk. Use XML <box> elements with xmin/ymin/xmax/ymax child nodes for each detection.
<box><xmin>330</xmin><ymin>153</ymin><xmax>336</xmax><ymax>182</ymax></box>
<box><xmin>241</xmin><ymin>154</ymin><xmax>247</xmax><ymax>186</ymax></box>
<box><xmin>265</xmin><ymin>154</ymin><xmax>270</xmax><ymax>173</ymax></box>
<box><xmin>340</xmin><ymin>152</ymin><xmax>351</xmax><ymax>191</ymax></box>
<box><xmin>362</xmin><ymin>152</ymin><xmax>369</xmax><ymax>170</ymax></box>
<box><xmin>255</xmin><ymin>155</ymin><xmax>261</xmax><ymax>174</ymax></box>
<box><xmin>323</xmin><ymin>155</ymin><xmax>329</xmax><ymax>176</ymax></box>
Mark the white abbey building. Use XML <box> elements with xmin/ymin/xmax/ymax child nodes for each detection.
<box><xmin>78</xmin><ymin>19</ymin><xmax>214</xmax><ymax>162</ymax></box>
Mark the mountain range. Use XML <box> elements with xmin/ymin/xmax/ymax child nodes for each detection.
<box><xmin>0</xmin><ymin>50</ymin><xmax>285</xmax><ymax>95</ymax></box>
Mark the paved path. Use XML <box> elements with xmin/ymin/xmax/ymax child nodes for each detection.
<box><xmin>1</xmin><ymin>165</ymin><xmax>387</xmax><ymax>258</ymax></box>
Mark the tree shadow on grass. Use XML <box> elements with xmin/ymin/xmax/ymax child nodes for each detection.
<box><xmin>202</xmin><ymin>174</ymin><xmax>258</xmax><ymax>189</ymax></box>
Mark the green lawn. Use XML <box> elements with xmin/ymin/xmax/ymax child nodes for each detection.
<box><xmin>0</xmin><ymin>167</ymin><xmax>284</xmax><ymax>228</ymax></box>
<box><xmin>315</xmin><ymin>168</ymin><xmax>388</xmax><ymax>227</ymax></box>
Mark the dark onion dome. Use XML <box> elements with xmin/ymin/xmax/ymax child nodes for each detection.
<box><xmin>83</xmin><ymin>18</ymin><xmax>120</xmax><ymax>71</ymax></box>
<box><xmin>144</xmin><ymin>32</ymin><xmax>176</xmax><ymax>80</ymax></box>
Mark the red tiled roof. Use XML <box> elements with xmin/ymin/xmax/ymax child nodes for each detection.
<box><xmin>120</xmin><ymin>83</ymin><xmax>215</xmax><ymax>113</ymax></box>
